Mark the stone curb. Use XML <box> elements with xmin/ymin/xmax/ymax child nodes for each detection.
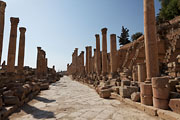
<box><xmin>111</xmin><ymin>93</ymin><xmax>180</xmax><ymax>120</ymax></box>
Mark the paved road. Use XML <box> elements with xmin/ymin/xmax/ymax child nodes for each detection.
<box><xmin>9</xmin><ymin>76</ymin><xmax>160</xmax><ymax>120</ymax></box>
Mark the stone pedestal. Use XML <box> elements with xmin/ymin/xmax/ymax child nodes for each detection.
<box><xmin>95</xmin><ymin>34</ymin><xmax>101</xmax><ymax>75</ymax></box>
<box><xmin>144</xmin><ymin>0</ymin><xmax>159</xmax><ymax>81</ymax></box>
<box><xmin>0</xmin><ymin>1</ymin><xmax>6</xmax><ymax>64</ymax></box>
<box><xmin>7</xmin><ymin>17</ymin><xmax>19</xmax><ymax>73</ymax></box>
<box><xmin>101</xmin><ymin>28</ymin><xmax>108</xmax><ymax>76</ymax></box>
<box><xmin>17</xmin><ymin>27</ymin><xmax>26</xmax><ymax>72</ymax></box>
<box><xmin>110</xmin><ymin>34</ymin><xmax>117</xmax><ymax>76</ymax></box>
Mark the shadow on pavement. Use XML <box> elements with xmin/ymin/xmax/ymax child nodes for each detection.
<box><xmin>20</xmin><ymin>104</ymin><xmax>55</xmax><ymax>119</ymax></box>
<box><xmin>35</xmin><ymin>96</ymin><xmax>56</xmax><ymax>103</ymax></box>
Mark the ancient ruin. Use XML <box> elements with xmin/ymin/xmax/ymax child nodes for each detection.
<box><xmin>67</xmin><ymin>0</ymin><xmax>180</xmax><ymax>119</ymax></box>
<box><xmin>1</xmin><ymin>0</ymin><xmax>180</xmax><ymax>119</ymax></box>
<box><xmin>0</xmin><ymin>1</ymin><xmax>62</xmax><ymax>119</ymax></box>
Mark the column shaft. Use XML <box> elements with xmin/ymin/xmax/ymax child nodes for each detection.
<box><xmin>144</xmin><ymin>0</ymin><xmax>159</xmax><ymax>80</ymax></box>
<box><xmin>17</xmin><ymin>27</ymin><xmax>26</xmax><ymax>71</ymax></box>
<box><xmin>7</xmin><ymin>17</ymin><xmax>19</xmax><ymax>73</ymax></box>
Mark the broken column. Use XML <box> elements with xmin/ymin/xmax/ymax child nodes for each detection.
<box><xmin>17</xmin><ymin>27</ymin><xmax>26</xmax><ymax>72</ymax></box>
<box><xmin>152</xmin><ymin>77</ymin><xmax>170</xmax><ymax>109</ymax></box>
<box><xmin>7</xmin><ymin>17</ymin><xmax>19</xmax><ymax>73</ymax></box>
<box><xmin>144</xmin><ymin>0</ymin><xmax>159</xmax><ymax>81</ymax></box>
<box><xmin>0</xmin><ymin>1</ymin><xmax>6</xmax><ymax>64</ymax></box>
<box><xmin>95</xmin><ymin>34</ymin><xmax>101</xmax><ymax>75</ymax></box>
<box><xmin>137</xmin><ymin>63</ymin><xmax>146</xmax><ymax>82</ymax></box>
<box><xmin>101</xmin><ymin>28</ymin><xmax>108</xmax><ymax>76</ymax></box>
<box><xmin>110</xmin><ymin>34</ymin><xmax>117</xmax><ymax>76</ymax></box>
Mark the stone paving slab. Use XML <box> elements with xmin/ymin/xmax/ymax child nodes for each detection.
<box><xmin>9</xmin><ymin>76</ymin><xmax>161</xmax><ymax>120</ymax></box>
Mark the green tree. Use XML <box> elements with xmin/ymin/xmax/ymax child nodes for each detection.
<box><xmin>118</xmin><ymin>26</ymin><xmax>131</xmax><ymax>46</ymax></box>
<box><xmin>131</xmin><ymin>32</ymin><xmax>143</xmax><ymax>41</ymax></box>
<box><xmin>157</xmin><ymin>0</ymin><xmax>180</xmax><ymax>23</ymax></box>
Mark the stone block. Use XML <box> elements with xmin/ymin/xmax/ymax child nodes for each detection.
<box><xmin>169</xmin><ymin>99</ymin><xmax>180</xmax><ymax>114</ymax></box>
<box><xmin>131</xmin><ymin>92</ymin><xmax>140</xmax><ymax>102</ymax></box>
<box><xmin>157</xmin><ymin>109</ymin><xmax>180</xmax><ymax>120</ymax></box>
<box><xmin>13</xmin><ymin>86</ymin><xmax>26</xmax><ymax>100</ymax></box>
<box><xmin>120</xmin><ymin>86</ymin><xmax>139</xmax><ymax>98</ymax></box>
<box><xmin>152</xmin><ymin>77</ymin><xmax>169</xmax><ymax>88</ymax></box>
<box><xmin>140</xmin><ymin>83</ymin><xmax>152</xmax><ymax>96</ymax></box>
<box><xmin>121</xmin><ymin>80</ymin><xmax>131</xmax><ymax>87</ymax></box>
<box><xmin>144</xmin><ymin>105</ymin><xmax>158</xmax><ymax>116</ymax></box>
<box><xmin>40</xmin><ymin>83</ymin><xmax>49</xmax><ymax>90</ymax></box>
<box><xmin>153</xmin><ymin>97</ymin><xmax>169</xmax><ymax>110</ymax></box>
<box><xmin>3</xmin><ymin>90</ymin><xmax>14</xmax><ymax>97</ymax></box>
<box><xmin>140</xmin><ymin>94</ymin><xmax>153</xmax><ymax>106</ymax></box>
<box><xmin>99</xmin><ymin>89</ymin><xmax>111</xmax><ymax>98</ymax></box>
<box><xmin>153</xmin><ymin>87</ymin><xmax>170</xmax><ymax>99</ymax></box>
<box><xmin>3</xmin><ymin>96</ymin><xmax>20</xmax><ymax>105</ymax></box>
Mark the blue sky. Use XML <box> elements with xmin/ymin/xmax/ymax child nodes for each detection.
<box><xmin>2</xmin><ymin>0</ymin><xmax>161</xmax><ymax>71</ymax></box>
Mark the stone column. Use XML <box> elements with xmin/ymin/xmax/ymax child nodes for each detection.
<box><xmin>80</xmin><ymin>51</ymin><xmax>84</xmax><ymax>74</ymax></box>
<box><xmin>144</xmin><ymin>0</ymin><xmax>159</xmax><ymax>81</ymax></box>
<box><xmin>88</xmin><ymin>46</ymin><xmax>92</xmax><ymax>74</ymax></box>
<box><xmin>0</xmin><ymin>1</ymin><xmax>6</xmax><ymax>64</ymax></box>
<box><xmin>138</xmin><ymin>63</ymin><xmax>146</xmax><ymax>82</ymax></box>
<box><xmin>93</xmin><ymin>49</ymin><xmax>96</xmax><ymax>73</ymax></box>
<box><xmin>7</xmin><ymin>17</ymin><xmax>19</xmax><ymax>73</ymax></box>
<box><xmin>36</xmin><ymin>47</ymin><xmax>41</xmax><ymax>78</ymax></box>
<box><xmin>95</xmin><ymin>34</ymin><xmax>101</xmax><ymax>75</ymax></box>
<box><xmin>85</xmin><ymin>46</ymin><xmax>89</xmax><ymax>74</ymax></box>
<box><xmin>110</xmin><ymin>34</ymin><xmax>117</xmax><ymax>75</ymax></box>
<box><xmin>17</xmin><ymin>27</ymin><xmax>26</xmax><ymax>72</ymax></box>
<box><xmin>101</xmin><ymin>28</ymin><xmax>108</xmax><ymax>75</ymax></box>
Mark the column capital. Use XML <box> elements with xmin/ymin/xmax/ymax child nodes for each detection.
<box><xmin>81</xmin><ymin>51</ymin><xmax>84</xmax><ymax>54</ymax></box>
<box><xmin>101</xmin><ymin>28</ymin><xmax>107</xmax><ymax>34</ymax></box>
<box><xmin>0</xmin><ymin>1</ymin><xmax>6</xmax><ymax>13</ymax></box>
<box><xmin>10</xmin><ymin>17</ymin><xmax>19</xmax><ymax>26</ymax></box>
<box><xmin>37</xmin><ymin>47</ymin><xmax>41</xmax><ymax>51</ymax></box>
<box><xmin>19</xmin><ymin>27</ymin><xmax>26</xmax><ymax>33</ymax></box>
<box><xmin>95</xmin><ymin>34</ymin><xmax>100</xmax><ymax>38</ymax></box>
<box><xmin>110</xmin><ymin>34</ymin><xmax>116</xmax><ymax>37</ymax></box>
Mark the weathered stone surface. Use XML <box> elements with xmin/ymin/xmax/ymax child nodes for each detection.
<box><xmin>152</xmin><ymin>77</ymin><xmax>169</xmax><ymax>88</ymax></box>
<box><xmin>169</xmin><ymin>99</ymin><xmax>180</xmax><ymax>114</ymax></box>
<box><xmin>3</xmin><ymin>90</ymin><xmax>14</xmax><ymax>96</ymax></box>
<box><xmin>120</xmin><ymin>86</ymin><xmax>139</xmax><ymax>98</ymax></box>
<box><xmin>144</xmin><ymin>105</ymin><xmax>158</xmax><ymax>116</ymax></box>
<box><xmin>140</xmin><ymin>94</ymin><xmax>153</xmax><ymax>106</ymax></box>
<box><xmin>131</xmin><ymin>92</ymin><xmax>140</xmax><ymax>102</ymax></box>
<box><xmin>99</xmin><ymin>89</ymin><xmax>111</xmax><ymax>98</ymax></box>
<box><xmin>3</xmin><ymin>96</ymin><xmax>20</xmax><ymax>105</ymax></box>
<box><xmin>157</xmin><ymin>109</ymin><xmax>180</xmax><ymax>120</ymax></box>
<box><xmin>152</xmin><ymin>87</ymin><xmax>170</xmax><ymax>99</ymax></box>
<box><xmin>40</xmin><ymin>83</ymin><xmax>49</xmax><ymax>90</ymax></box>
<box><xmin>153</xmin><ymin>97</ymin><xmax>169</xmax><ymax>110</ymax></box>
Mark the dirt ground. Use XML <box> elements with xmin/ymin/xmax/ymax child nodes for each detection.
<box><xmin>9</xmin><ymin>76</ymin><xmax>161</xmax><ymax>120</ymax></box>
